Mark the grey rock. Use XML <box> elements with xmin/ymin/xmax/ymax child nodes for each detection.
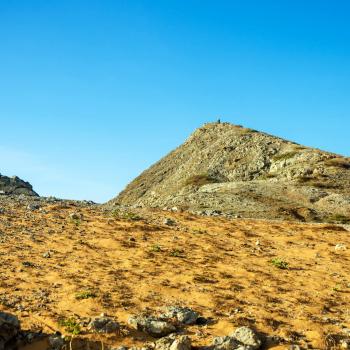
<box><xmin>88</xmin><ymin>315</ymin><xmax>120</xmax><ymax>333</ymax></box>
<box><xmin>0</xmin><ymin>174</ymin><xmax>38</xmax><ymax>197</ymax></box>
<box><xmin>48</xmin><ymin>334</ymin><xmax>65</xmax><ymax>349</ymax></box>
<box><xmin>212</xmin><ymin>336</ymin><xmax>240</xmax><ymax>350</ymax></box>
<box><xmin>162</xmin><ymin>306</ymin><xmax>199</xmax><ymax>325</ymax></box>
<box><xmin>0</xmin><ymin>312</ymin><xmax>20</xmax><ymax>350</ymax></box>
<box><xmin>128</xmin><ymin>315</ymin><xmax>176</xmax><ymax>337</ymax></box>
<box><xmin>27</xmin><ymin>203</ymin><xmax>40</xmax><ymax>211</ymax></box>
<box><xmin>155</xmin><ymin>334</ymin><xmax>191</xmax><ymax>350</ymax></box>
<box><xmin>42</xmin><ymin>251</ymin><xmax>51</xmax><ymax>258</ymax></box>
<box><xmin>231</xmin><ymin>327</ymin><xmax>261</xmax><ymax>350</ymax></box>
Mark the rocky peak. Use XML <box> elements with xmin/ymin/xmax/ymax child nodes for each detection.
<box><xmin>0</xmin><ymin>173</ymin><xmax>38</xmax><ymax>196</ymax></box>
<box><xmin>110</xmin><ymin>122</ymin><xmax>350</xmax><ymax>223</ymax></box>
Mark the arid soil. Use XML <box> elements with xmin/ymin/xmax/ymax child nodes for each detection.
<box><xmin>1</xmin><ymin>198</ymin><xmax>350</xmax><ymax>349</ymax></box>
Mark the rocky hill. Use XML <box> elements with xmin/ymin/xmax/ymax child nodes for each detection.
<box><xmin>0</xmin><ymin>173</ymin><xmax>38</xmax><ymax>196</ymax></box>
<box><xmin>112</xmin><ymin>122</ymin><xmax>350</xmax><ymax>223</ymax></box>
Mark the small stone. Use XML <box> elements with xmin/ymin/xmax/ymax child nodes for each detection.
<box><xmin>164</xmin><ymin>218</ymin><xmax>176</xmax><ymax>226</ymax></box>
<box><xmin>27</xmin><ymin>203</ymin><xmax>40</xmax><ymax>211</ymax></box>
<box><xmin>335</xmin><ymin>244</ymin><xmax>347</xmax><ymax>251</ymax></box>
<box><xmin>43</xmin><ymin>251</ymin><xmax>51</xmax><ymax>258</ymax></box>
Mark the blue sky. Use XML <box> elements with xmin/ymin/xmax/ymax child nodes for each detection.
<box><xmin>0</xmin><ymin>1</ymin><xmax>349</xmax><ymax>202</ymax></box>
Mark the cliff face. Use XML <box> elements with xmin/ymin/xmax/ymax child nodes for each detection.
<box><xmin>0</xmin><ymin>174</ymin><xmax>38</xmax><ymax>196</ymax></box>
<box><xmin>111</xmin><ymin>122</ymin><xmax>350</xmax><ymax>222</ymax></box>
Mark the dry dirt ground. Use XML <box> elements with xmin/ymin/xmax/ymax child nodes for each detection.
<box><xmin>1</xmin><ymin>199</ymin><xmax>350</xmax><ymax>349</ymax></box>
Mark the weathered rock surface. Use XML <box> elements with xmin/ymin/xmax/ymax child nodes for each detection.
<box><xmin>111</xmin><ymin>122</ymin><xmax>350</xmax><ymax>223</ymax></box>
<box><xmin>212</xmin><ymin>327</ymin><xmax>261</xmax><ymax>350</ymax></box>
<box><xmin>128</xmin><ymin>315</ymin><xmax>176</xmax><ymax>337</ymax></box>
<box><xmin>161</xmin><ymin>306</ymin><xmax>199</xmax><ymax>325</ymax></box>
<box><xmin>155</xmin><ymin>334</ymin><xmax>191</xmax><ymax>350</ymax></box>
<box><xmin>0</xmin><ymin>312</ymin><xmax>20</xmax><ymax>350</ymax></box>
<box><xmin>0</xmin><ymin>174</ymin><xmax>38</xmax><ymax>196</ymax></box>
<box><xmin>88</xmin><ymin>315</ymin><xmax>120</xmax><ymax>333</ymax></box>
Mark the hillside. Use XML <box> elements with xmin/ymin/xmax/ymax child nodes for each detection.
<box><xmin>0</xmin><ymin>196</ymin><xmax>349</xmax><ymax>349</ymax></box>
<box><xmin>0</xmin><ymin>174</ymin><xmax>38</xmax><ymax>196</ymax></box>
<box><xmin>112</xmin><ymin>122</ymin><xmax>350</xmax><ymax>223</ymax></box>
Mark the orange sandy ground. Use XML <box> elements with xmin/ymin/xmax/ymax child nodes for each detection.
<box><xmin>0</xmin><ymin>201</ymin><xmax>349</xmax><ymax>349</ymax></box>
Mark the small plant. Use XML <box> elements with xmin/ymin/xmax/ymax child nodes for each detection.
<box><xmin>58</xmin><ymin>317</ymin><xmax>82</xmax><ymax>335</ymax></box>
<box><xmin>170</xmin><ymin>248</ymin><xmax>185</xmax><ymax>257</ymax></box>
<box><xmin>324</xmin><ymin>157</ymin><xmax>350</xmax><ymax>169</ymax></box>
<box><xmin>270</xmin><ymin>258</ymin><xmax>289</xmax><ymax>270</ymax></box>
<box><xmin>150</xmin><ymin>244</ymin><xmax>162</xmax><ymax>252</ymax></box>
<box><xmin>327</xmin><ymin>214</ymin><xmax>350</xmax><ymax>224</ymax></box>
<box><xmin>272</xmin><ymin>151</ymin><xmax>298</xmax><ymax>162</ymax></box>
<box><xmin>75</xmin><ymin>290</ymin><xmax>97</xmax><ymax>300</ymax></box>
<box><xmin>184</xmin><ymin>174</ymin><xmax>218</xmax><ymax>187</ymax></box>
<box><xmin>112</xmin><ymin>210</ymin><xmax>143</xmax><ymax>221</ymax></box>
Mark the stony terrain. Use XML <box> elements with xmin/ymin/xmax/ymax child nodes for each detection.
<box><xmin>1</xmin><ymin>195</ymin><xmax>350</xmax><ymax>349</ymax></box>
<box><xmin>0</xmin><ymin>174</ymin><xmax>38</xmax><ymax>196</ymax></box>
<box><xmin>112</xmin><ymin>123</ymin><xmax>350</xmax><ymax>223</ymax></box>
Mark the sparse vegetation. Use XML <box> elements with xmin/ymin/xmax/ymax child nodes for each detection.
<box><xmin>324</xmin><ymin>157</ymin><xmax>350</xmax><ymax>169</ymax></box>
<box><xmin>170</xmin><ymin>248</ymin><xmax>185</xmax><ymax>257</ymax></box>
<box><xmin>150</xmin><ymin>244</ymin><xmax>162</xmax><ymax>252</ymax></box>
<box><xmin>270</xmin><ymin>258</ymin><xmax>289</xmax><ymax>270</ymax></box>
<box><xmin>184</xmin><ymin>174</ymin><xmax>218</xmax><ymax>187</ymax></box>
<box><xmin>112</xmin><ymin>210</ymin><xmax>143</xmax><ymax>221</ymax></box>
<box><xmin>75</xmin><ymin>290</ymin><xmax>97</xmax><ymax>300</ymax></box>
<box><xmin>58</xmin><ymin>317</ymin><xmax>82</xmax><ymax>335</ymax></box>
<box><xmin>327</xmin><ymin>214</ymin><xmax>350</xmax><ymax>224</ymax></box>
<box><xmin>272</xmin><ymin>151</ymin><xmax>298</xmax><ymax>162</ymax></box>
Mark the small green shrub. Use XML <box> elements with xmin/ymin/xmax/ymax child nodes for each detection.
<box><xmin>58</xmin><ymin>317</ymin><xmax>82</xmax><ymax>335</ymax></box>
<box><xmin>327</xmin><ymin>214</ymin><xmax>350</xmax><ymax>224</ymax></box>
<box><xmin>272</xmin><ymin>151</ymin><xmax>298</xmax><ymax>162</ymax></box>
<box><xmin>75</xmin><ymin>291</ymin><xmax>97</xmax><ymax>300</ymax></box>
<box><xmin>150</xmin><ymin>244</ymin><xmax>162</xmax><ymax>252</ymax></box>
<box><xmin>324</xmin><ymin>158</ymin><xmax>350</xmax><ymax>169</ymax></box>
<box><xmin>184</xmin><ymin>174</ymin><xmax>218</xmax><ymax>187</ymax></box>
<box><xmin>270</xmin><ymin>258</ymin><xmax>289</xmax><ymax>270</ymax></box>
<box><xmin>170</xmin><ymin>248</ymin><xmax>185</xmax><ymax>257</ymax></box>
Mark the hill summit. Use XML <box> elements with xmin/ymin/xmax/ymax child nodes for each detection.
<box><xmin>112</xmin><ymin>122</ymin><xmax>350</xmax><ymax>223</ymax></box>
<box><xmin>0</xmin><ymin>173</ymin><xmax>38</xmax><ymax>196</ymax></box>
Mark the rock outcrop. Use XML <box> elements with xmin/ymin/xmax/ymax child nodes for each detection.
<box><xmin>111</xmin><ymin>122</ymin><xmax>350</xmax><ymax>222</ymax></box>
<box><xmin>0</xmin><ymin>174</ymin><xmax>38</xmax><ymax>196</ymax></box>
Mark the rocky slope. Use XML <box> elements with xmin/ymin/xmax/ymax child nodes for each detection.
<box><xmin>0</xmin><ymin>174</ymin><xmax>38</xmax><ymax>196</ymax></box>
<box><xmin>112</xmin><ymin>122</ymin><xmax>350</xmax><ymax>223</ymax></box>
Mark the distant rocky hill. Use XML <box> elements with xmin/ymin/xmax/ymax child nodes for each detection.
<box><xmin>0</xmin><ymin>174</ymin><xmax>38</xmax><ymax>196</ymax></box>
<box><xmin>111</xmin><ymin>122</ymin><xmax>350</xmax><ymax>223</ymax></box>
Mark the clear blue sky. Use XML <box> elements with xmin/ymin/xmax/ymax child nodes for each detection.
<box><xmin>0</xmin><ymin>1</ymin><xmax>349</xmax><ymax>202</ymax></box>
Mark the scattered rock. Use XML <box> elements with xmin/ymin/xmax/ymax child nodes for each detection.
<box><xmin>335</xmin><ymin>244</ymin><xmax>347</xmax><ymax>251</ymax></box>
<box><xmin>128</xmin><ymin>315</ymin><xmax>176</xmax><ymax>337</ymax></box>
<box><xmin>162</xmin><ymin>306</ymin><xmax>199</xmax><ymax>325</ymax></box>
<box><xmin>88</xmin><ymin>315</ymin><xmax>120</xmax><ymax>333</ymax></box>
